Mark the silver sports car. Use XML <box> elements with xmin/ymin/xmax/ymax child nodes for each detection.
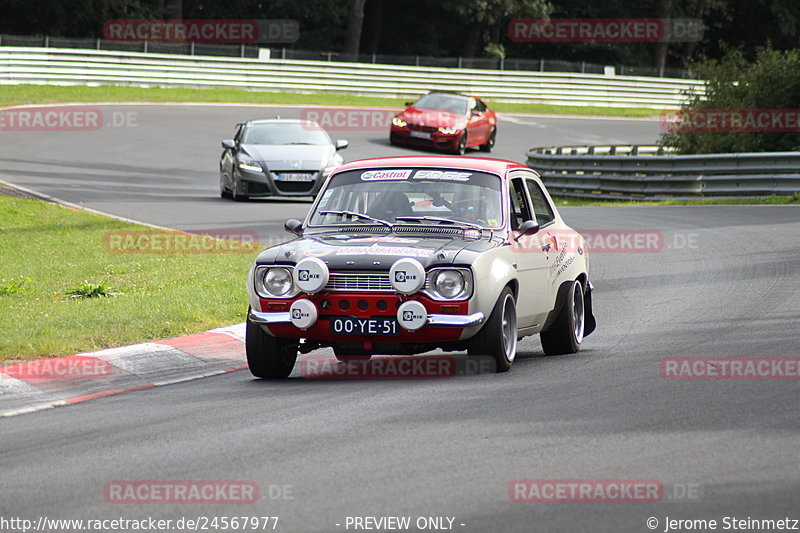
<box><xmin>219</xmin><ymin>118</ymin><xmax>348</xmax><ymax>200</ymax></box>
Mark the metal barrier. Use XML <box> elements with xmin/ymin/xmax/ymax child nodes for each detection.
<box><xmin>0</xmin><ymin>47</ymin><xmax>705</xmax><ymax>108</ymax></box>
<box><xmin>527</xmin><ymin>145</ymin><xmax>800</xmax><ymax>199</ymax></box>
<box><xmin>0</xmin><ymin>34</ymin><xmax>693</xmax><ymax>78</ymax></box>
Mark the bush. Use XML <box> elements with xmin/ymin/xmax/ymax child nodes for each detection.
<box><xmin>661</xmin><ymin>47</ymin><xmax>800</xmax><ymax>154</ymax></box>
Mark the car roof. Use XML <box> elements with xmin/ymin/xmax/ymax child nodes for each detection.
<box><xmin>244</xmin><ymin>119</ymin><xmax>318</xmax><ymax>126</ymax></box>
<box><xmin>333</xmin><ymin>156</ymin><xmax>529</xmax><ymax>177</ymax></box>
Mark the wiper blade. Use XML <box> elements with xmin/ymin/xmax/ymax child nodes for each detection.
<box><xmin>280</xmin><ymin>142</ymin><xmax>315</xmax><ymax>145</ymax></box>
<box><xmin>395</xmin><ymin>215</ymin><xmax>482</xmax><ymax>230</ymax></box>
<box><xmin>319</xmin><ymin>210</ymin><xmax>393</xmax><ymax>228</ymax></box>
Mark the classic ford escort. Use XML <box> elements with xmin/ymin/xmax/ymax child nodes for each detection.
<box><xmin>245</xmin><ymin>156</ymin><xmax>595</xmax><ymax>378</ymax></box>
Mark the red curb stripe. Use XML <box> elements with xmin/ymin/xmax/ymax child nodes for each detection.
<box><xmin>155</xmin><ymin>331</ymin><xmax>244</xmax><ymax>361</ymax></box>
<box><xmin>67</xmin><ymin>384</ymin><xmax>156</xmax><ymax>404</ymax></box>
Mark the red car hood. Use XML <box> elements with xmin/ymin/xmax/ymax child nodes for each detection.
<box><xmin>396</xmin><ymin>107</ymin><xmax>467</xmax><ymax>129</ymax></box>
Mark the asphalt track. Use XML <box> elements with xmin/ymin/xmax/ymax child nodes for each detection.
<box><xmin>2</xmin><ymin>105</ymin><xmax>800</xmax><ymax>533</ymax></box>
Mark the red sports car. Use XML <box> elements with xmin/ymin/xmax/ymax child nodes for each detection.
<box><xmin>390</xmin><ymin>92</ymin><xmax>497</xmax><ymax>155</ymax></box>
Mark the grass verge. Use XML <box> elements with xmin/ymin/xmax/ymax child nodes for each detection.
<box><xmin>0</xmin><ymin>194</ymin><xmax>257</xmax><ymax>362</ymax></box>
<box><xmin>0</xmin><ymin>84</ymin><xmax>660</xmax><ymax>118</ymax></box>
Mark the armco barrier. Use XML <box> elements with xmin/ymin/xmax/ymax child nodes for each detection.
<box><xmin>0</xmin><ymin>47</ymin><xmax>704</xmax><ymax>108</ymax></box>
<box><xmin>526</xmin><ymin>145</ymin><xmax>800</xmax><ymax>199</ymax></box>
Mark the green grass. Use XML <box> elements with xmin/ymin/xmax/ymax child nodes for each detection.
<box><xmin>0</xmin><ymin>84</ymin><xmax>660</xmax><ymax>118</ymax></box>
<box><xmin>0</xmin><ymin>195</ymin><xmax>259</xmax><ymax>362</ymax></box>
<box><xmin>551</xmin><ymin>193</ymin><xmax>800</xmax><ymax>206</ymax></box>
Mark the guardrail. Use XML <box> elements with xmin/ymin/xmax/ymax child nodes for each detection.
<box><xmin>0</xmin><ymin>33</ymin><xmax>693</xmax><ymax>78</ymax></box>
<box><xmin>527</xmin><ymin>145</ymin><xmax>800</xmax><ymax>199</ymax></box>
<box><xmin>0</xmin><ymin>47</ymin><xmax>705</xmax><ymax>108</ymax></box>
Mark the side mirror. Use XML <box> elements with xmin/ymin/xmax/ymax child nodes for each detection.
<box><xmin>335</xmin><ymin>139</ymin><xmax>349</xmax><ymax>150</ymax></box>
<box><xmin>221</xmin><ymin>139</ymin><xmax>235</xmax><ymax>150</ymax></box>
<box><xmin>470</xmin><ymin>109</ymin><xmax>482</xmax><ymax>117</ymax></box>
<box><xmin>404</xmin><ymin>101</ymin><xmax>414</xmax><ymax>107</ymax></box>
<box><xmin>514</xmin><ymin>220</ymin><xmax>539</xmax><ymax>241</ymax></box>
<box><xmin>284</xmin><ymin>219</ymin><xmax>303</xmax><ymax>237</ymax></box>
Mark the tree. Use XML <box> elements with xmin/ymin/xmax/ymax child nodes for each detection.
<box><xmin>442</xmin><ymin>0</ymin><xmax>553</xmax><ymax>58</ymax></box>
<box><xmin>661</xmin><ymin>47</ymin><xmax>800</xmax><ymax>153</ymax></box>
<box><xmin>343</xmin><ymin>0</ymin><xmax>367</xmax><ymax>57</ymax></box>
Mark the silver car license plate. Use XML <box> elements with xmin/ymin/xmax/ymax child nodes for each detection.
<box><xmin>409</xmin><ymin>131</ymin><xmax>431</xmax><ymax>139</ymax></box>
<box><xmin>278</xmin><ymin>173</ymin><xmax>315</xmax><ymax>182</ymax></box>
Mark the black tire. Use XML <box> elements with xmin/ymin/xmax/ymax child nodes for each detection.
<box><xmin>453</xmin><ymin>133</ymin><xmax>467</xmax><ymax>155</ymax></box>
<box><xmin>220</xmin><ymin>174</ymin><xmax>231</xmax><ymax>198</ymax></box>
<box><xmin>245</xmin><ymin>315</ymin><xmax>298</xmax><ymax>379</ymax></box>
<box><xmin>468</xmin><ymin>286</ymin><xmax>517</xmax><ymax>372</ymax></box>
<box><xmin>540</xmin><ymin>280</ymin><xmax>585</xmax><ymax>356</ymax></box>
<box><xmin>231</xmin><ymin>178</ymin><xmax>248</xmax><ymax>202</ymax></box>
<box><xmin>479</xmin><ymin>127</ymin><xmax>496</xmax><ymax>152</ymax></box>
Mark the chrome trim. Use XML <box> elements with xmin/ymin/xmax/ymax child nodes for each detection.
<box><xmin>253</xmin><ymin>265</ymin><xmax>300</xmax><ymax>299</ymax></box>
<box><xmin>424</xmin><ymin>267</ymin><xmax>474</xmax><ymax>301</ymax></box>
<box><xmin>326</xmin><ymin>271</ymin><xmax>394</xmax><ymax>292</ymax></box>
<box><xmin>426</xmin><ymin>312</ymin><xmax>485</xmax><ymax>327</ymax></box>
<box><xmin>248</xmin><ymin>309</ymin><xmax>291</xmax><ymax>325</ymax></box>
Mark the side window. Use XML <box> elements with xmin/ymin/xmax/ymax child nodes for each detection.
<box><xmin>525</xmin><ymin>179</ymin><xmax>555</xmax><ymax>226</ymax></box>
<box><xmin>509</xmin><ymin>178</ymin><xmax>532</xmax><ymax>230</ymax></box>
<box><xmin>234</xmin><ymin>125</ymin><xmax>244</xmax><ymax>144</ymax></box>
<box><xmin>475</xmin><ymin>99</ymin><xmax>487</xmax><ymax>112</ymax></box>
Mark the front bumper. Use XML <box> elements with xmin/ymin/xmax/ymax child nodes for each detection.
<box><xmin>249</xmin><ymin>309</ymin><xmax>484</xmax><ymax>328</ymax></box>
<box><xmin>237</xmin><ymin>167</ymin><xmax>326</xmax><ymax>197</ymax></box>
<box><xmin>390</xmin><ymin>126</ymin><xmax>460</xmax><ymax>151</ymax></box>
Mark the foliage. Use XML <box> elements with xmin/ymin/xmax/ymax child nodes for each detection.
<box><xmin>661</xmin><ymin>47</ymin><xmax>800</xmax><ymax>153</ymax></box>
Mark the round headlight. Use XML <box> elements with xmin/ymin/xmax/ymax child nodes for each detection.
<box><xmin>263</xmin><ymin>267</ymin><xmax>293</xmax><ymax>296</ymax></box>
<box><xmin>433</xmin><ymin>270</ymin><xmax>464</xmax><ymax>299</ymax></box>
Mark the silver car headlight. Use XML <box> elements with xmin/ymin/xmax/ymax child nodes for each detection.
<box><xmin>255</xmin><ymin>266</ymin><xmax>295</xmax><ymax>298</ymax></box>
<box><xmin>426</xmin><ymin>268</ymin><xmax>473</xmax><ymax>300</ymax></box>
<box><xmin>238</xmin><ymin>158</ymin><xmax>262</xmax><ymax>172</ymax></box>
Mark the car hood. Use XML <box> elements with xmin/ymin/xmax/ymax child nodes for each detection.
<box><xmin>241</xmin><ymin>144</ymin><xmax>335</xmax><ymax>171</ymax></box>
<box><xmin>397</xmin><ymin>107</ymin><xmax>467</xmax><ymax>129</ymax></box>
<box><xmin>256</xmin><ymin>231</ymin><xmax>501</xmax><ymax>270</ymax></box>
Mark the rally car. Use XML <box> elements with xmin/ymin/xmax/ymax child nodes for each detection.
<box><xmin>245</xmin><ymin>156</ymin><xmax>595</xmax><ymax>378</ymax></box>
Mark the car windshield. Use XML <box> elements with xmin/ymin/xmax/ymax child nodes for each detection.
<box><xmin>413</xmin><ymin>94</ymin><xmax>469</xmax><ymax>115</ymax></box>
<box><xmin>240</xmin><ymin>122</ymin><xmax>331</xmax><ymax>146</ymax></box>
<box><xmin>309</xmin><ymin>168</ymin><xmax>503</xmax><ymax>229</ymax></box>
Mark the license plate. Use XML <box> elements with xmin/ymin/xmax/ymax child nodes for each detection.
<box><xmin>409</xmin><ymin>131</ymin><xmax>431</xmax><ymax>139</ymax></box>
<box><xmin>329</xmin><ymin>316</ymin><xmax>399</xmax><ymax>336</ymax></box>
<box><xmin>277</xmin><ymin>173</ymin><xmax>315</xmax><ymax>182</ymax></box>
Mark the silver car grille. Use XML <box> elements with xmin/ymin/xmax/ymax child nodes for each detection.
<box><xmin>326</xmin><ymin>272</ymin><xmax>393</xmax><ymax>292</ymax></box>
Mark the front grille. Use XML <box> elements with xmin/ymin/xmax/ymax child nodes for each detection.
<box><xmin>326</xmin><ymin>271</ymin><xmax>431</xmax><ymax>293</ymax></box>
<box><xmin>244</xmin><ymin>180</ymin><xmax>271</xmax><ymax>194</ymax></box>
<box><xmin>408</xmin><ymin>124</ymin><xmax>437</xmax><ymax>132</ymax></box>
<box><xmin>275</xmin><ymin>181</ymin><xmax>316</xmax><ymax>193</ymax></box>
<box><xmin>327</xmin><ymin>272</ymin><xmax>393</xmax><ymax>292</ymax></box>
